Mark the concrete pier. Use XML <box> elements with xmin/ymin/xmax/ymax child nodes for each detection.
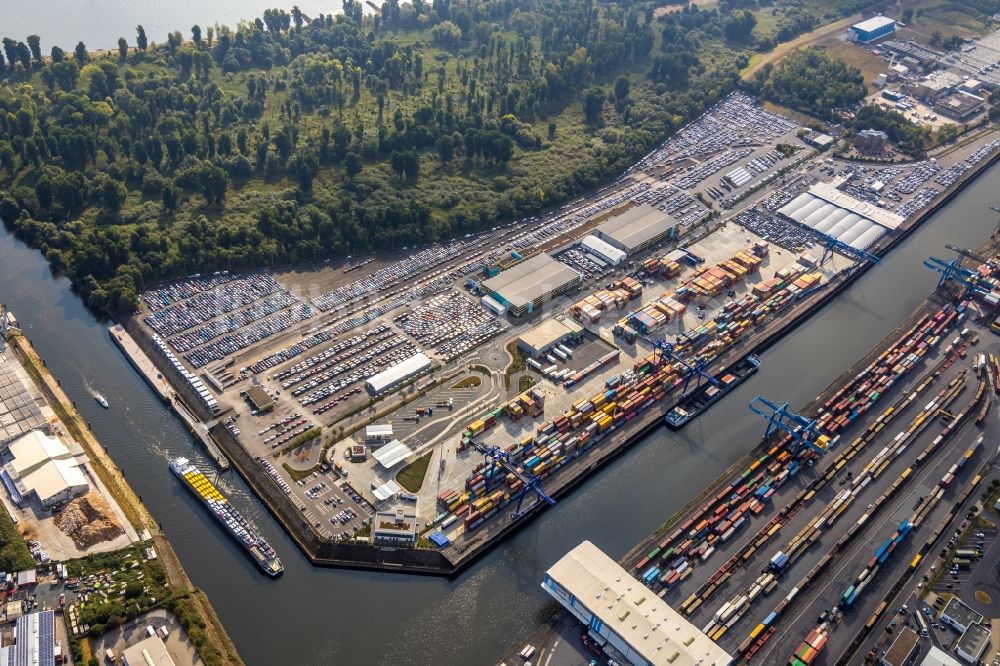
<box><xmin>109</xmin><ymin>324</ymin><xmax>230</xmax><ymax>470</ymax></box>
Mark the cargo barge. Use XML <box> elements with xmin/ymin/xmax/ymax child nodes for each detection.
<box><xmin>169</xmin><ymin>457</ymin><xmax>283</xmax><ymax>577</ymax></box>
<box><xmin>664</xmin><ymin>355</ymin><xmax>760</xmax><ymax>429</ymax></box>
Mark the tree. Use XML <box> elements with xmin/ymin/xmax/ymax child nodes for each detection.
<box><xmin>289</xmin><ymin>150</ymin><xmax>319</xmax><ymax>191</ymax></box>
<box><xmin>431</xmin><ymin>21</ymin><xmax>463</xmax><ymax>50</ymax></box>
<box><xmin>74</xmin><ymin>41</ymin><xmax>87</xmax><ymax>64</ymax></box>
<box><xmin>930</xmin><ymin>31</ymin><xmax>942</xmax><ymax>47</ymax></box>
<box><xmin>191</xmin><ymin>25</ymin><xmax>202</xmax><ymax>47</ymax></box>
<box><xmin>345</xmin><ymin>152</ymin><xmax>362</xmax><ymax>179</ymax></box>
<box><xmin>118</xmin><ymin>38</ymin><xmax>128</xmax><ymax>62</ymax></box>
<box><xmin>50</xmin><ymin>45</ymin><xmax>64</xmax><ymax>63</ymax></box>
<box><xmin>724</xmin><ymin>10</ymin><xmax>757</xmax><ymax>43</ymax></box>
<box><xmin>136</xmin><ymin>25</ymin><xmax>148</xmax><ymax>52</ymax></box>
<box><xmin>26</xmin><ymin>35</ymin><xmax>41</xmax><ymax>64</ymax></box>
<box><xmin>614</xmin><ymin>75</ymin><xmax>630</xmax><ymax>101</ymax></box>
<box><xmin>15</xmin><ymin>43</ymin><xmax>30</xmax><ymax>72</ymax></box>
<box><xmin>900</xmin><ymin>7</ymin><xmax>913</xmax><ymax>23</ymax></box>
<box><xmin>582</xmin><ymin>87</ymin><xmax>605</xmax><ymax>125</ymax></box>
<box><xmin>548</xmin><ymin>122</ymin><xmax>557</xmax><ymax>140</ymax></box>
<box><xmin>436</xmin><ymin>134</ymin><xmax>455</xmax><ymax>163</ymax></box>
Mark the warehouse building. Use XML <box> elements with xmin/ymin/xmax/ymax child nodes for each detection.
<box><xmin>881</xmin><ymin>627</ymin><xmax>918</xmax><ymax>666</ymax></box>
<box><xmin>542</xmin><ymin>541</ymin><xmax>733</xmax><ymax>666</ymax></box>
<box><xmin>594</xmin><ymin>205</ymin><xmax>679</xmax><ymax>255</ymax></box>
<box><xmin>777</xmin><ymin>182</ymin><xmax>903</xmax><ymax>251</ymax></box>
<box><xmin>955</xmin><ymin>624</ymin><xmax>990</xmax><ymax>663</ymax></box>
<box><xmin>580</xmin><ymin>235</ymin><xmax>626</xmax><ymax>267</ymax></box>
<box><xmin>0</xmin><ymin>610</ymin><xmax>57</xmax><ymax>666</ymax></box>
<box><xmin>935</xmin><ymin>91</ymin><xmax>985</xmax><ymax>121</ymax></box>
<box><xmin>365</xmin><ymin>352</ymin><xmax>432</xmax><ymax>395</ymax></box>
<box><xmin>517</xmin><ymin>317</ymin><xmax>583</xmax><ymax>357</ymax></box>
<box><xmin>0</xmin><ymin>354</ymin><xmax>48</xmax><ymax>447</ymax></box>
<box><xmin>2</xmin><ymin>431</ymin><xmax>88</xmax><ymax>509</ymax></box>
<box><xmin>482</xmin><ymin>254</ymin><xmax>581</xmax><ymax>317</ymax></box>
<box><xmin>364</xmin><ymin>424</ymin><xmax>394</xmax><ymax>445</ymax></box>
<box><xmin>122</xmin><ymin>636</ymin><xmax>175</xmax><ymax>666</ymax></box>
<box><xmin>243</xmin><ymin>384</ymin><xmax>274</xmax><ymax>414</ymax></box>
<box><xmin>849</xmin><ymin>15</ymin><xmax>895</xmax><ymax>42</ymax></box>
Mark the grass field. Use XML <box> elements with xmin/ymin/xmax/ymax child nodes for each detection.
<box><xmin>814</xmin><ymin>35</ymin><xmax>889</xmax><ymax>85</ymax></box>
<box><xmin>742</xmin><ymin>13</ymin><xmax>861</xmax><ymax>80</ymax></box>
<box><xmin>396</xmin><ymin>453</ymin><xmax>433</xmax><ymax>493</ymax></box>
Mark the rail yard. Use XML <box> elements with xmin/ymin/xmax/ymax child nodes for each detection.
<box><xmin>115</xmin><ymin>91</ymin><xmax>1000</xmax><ymax>575</ymax></box>
<box><xmin>503</xmin><ymin>232</ymin><xmax>1000</xmax><ymax>665</ymax></box>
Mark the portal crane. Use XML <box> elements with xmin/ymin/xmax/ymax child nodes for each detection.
<box><xmin>638</xmin><ymin>334</ymin><xmax>720</xmax><ymax>396</ymax></box>
<box><xmin>748</xmin><ymin>395</ymin><xmax>830</xmax><ymax>455</ymax></box>
<box><xmin>817</xmin><ymin>234</ymin><xmax>881</xmax><ymax>267</ymax></box>
<box><xmin>478</xmin><ymin>443</ymin><xmax>555</xmax><ymax>517</ymax></box>
<box><xmin>923</xmin><ymin>254</ymin><xmax>992</xmax><ymax>295</ymax></box>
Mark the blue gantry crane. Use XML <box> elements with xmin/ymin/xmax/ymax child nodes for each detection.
<box><xmin>817</xmin><ymin>234</ymin><xmax>881</xmax><ymax>268</ymax></box>
<box><xmin>923</xmin><ymin>245</ymin><xmax>993</xmax><ymax>295</ymax></box>
<box><xmin>478</xmin><ymin>443</ymin><xmax>555</xmax><ymax>517</ymax></box>
<box><xmin>748</xmin><ymin>395</ymin><xmax>830</xmax><ymax>455</ymax></box>
<box><xmin>639</xmin><ymin>334</ymin><xmax>721</xmax><ymax>396</ymax></box>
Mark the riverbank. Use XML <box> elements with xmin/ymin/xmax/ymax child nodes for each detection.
<box><xmin>7</xmin><ymin>331</ymin><xmax>244</xmax><ymax>666</ymax></box>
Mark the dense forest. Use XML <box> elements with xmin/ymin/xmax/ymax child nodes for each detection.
<box><xmin>0</xmin><ymin>0</ymin><xmax>876</xmax><ymax>311</ymax></box>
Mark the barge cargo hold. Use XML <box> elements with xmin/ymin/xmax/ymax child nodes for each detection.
<box><xmin>665</xmin><ymin>355</ymin><xmax>760</xmax><ymax>429</ymax></box>
<box><xmin>170</xmin><ymin>457</ymin><xmax>283</xmax><ymax>577</ymax></box>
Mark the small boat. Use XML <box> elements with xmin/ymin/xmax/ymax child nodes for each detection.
<box><xmin>990</xmin><ymin>204</ymin><xmax>1000</xmax><ymax>213</ymax></box>
<box><xmin>94</xmin><ymin>393</ymin><xmax>109</xmax><ymax>409</ymax></box>
<box><xmin>664</xmin><ymin>355</ymin><xmax>760</xmax><ymax>429</ymax></box>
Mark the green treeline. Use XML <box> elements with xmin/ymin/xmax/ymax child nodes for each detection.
<box><xmin>0</xmin><ymin>0</ymin><xmax>868</xmax><ymax>312</ymax></box>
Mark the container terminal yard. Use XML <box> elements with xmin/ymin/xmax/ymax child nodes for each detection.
<box><xmin>501</xmin><ymin>234</ymin><xmax>1000</xmax><ymax>666</ymax></box>
<box><xmin>112</xmin><ymin>92</ymin><xmax>1000</xmax><ymax>574</ymax></box>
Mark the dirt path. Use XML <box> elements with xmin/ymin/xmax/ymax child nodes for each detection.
<box><xmin>741</xmin><ymin>13</ymin><xmax>862</xmax><ymax>81</ymax></box>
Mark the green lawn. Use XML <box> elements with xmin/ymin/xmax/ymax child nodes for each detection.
<box><xmin>396</xmin><ymin>453</ymin><xmax>433</xmax><ymax>493</ymax></box>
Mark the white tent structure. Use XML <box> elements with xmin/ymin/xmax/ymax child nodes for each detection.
<box><xmin>371</xmin><ymin>440</ymin><xmax>413</xmax><ymax>470</ymax></box>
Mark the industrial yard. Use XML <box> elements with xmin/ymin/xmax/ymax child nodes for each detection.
<box><xmin>115</xmin><ymin>91</ymin><xmax>1000</xmax><ymax>575</ymax></box>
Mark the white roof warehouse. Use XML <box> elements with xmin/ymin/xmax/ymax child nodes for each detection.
<box><xmin>542</xmin><ymin>541</ymin><xmax>733</xmax><ymax>666</ymax></box>
<box><xmin>365</xmin><ymin>353</ymin><xmax>432</xmax><ymax>395</ymax></box>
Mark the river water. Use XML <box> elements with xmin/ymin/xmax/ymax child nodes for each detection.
<box><xmin>0</xmin><ymin>163</ymin><xmax>998</xmax><ymax>665</ymax></box>
<box><xmin>3</xmin><ymin>1</ymin><xmax>350</xmax><ymax>52</ymax></box>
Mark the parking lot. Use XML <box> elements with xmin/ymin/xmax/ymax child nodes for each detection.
<box><xmin>288</xmin><ymin>463</ymin><xmax>373</xmax><ymax>541</ymax></box>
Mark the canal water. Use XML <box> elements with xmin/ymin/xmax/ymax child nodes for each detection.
<box><xmin>0</xmin><ymin>162</ymin><xmax>998</xmax><ymax>665</ymax></box>
<box><xmin>3</xmin><ymin>1</ymin><xmax>350</xmax><ymax>52</ymax></box>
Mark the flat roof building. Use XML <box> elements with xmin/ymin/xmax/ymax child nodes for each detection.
<box><xmin>482</xmin><ymin>254</ymin><xmax>581</xmax><ymax>317</ymax></box>
<box><xmin>940</xmin><ymin>597</ymin><xmax>983</xmax><ymax>633</ymax></box>
<box><xmin>580</xmin><ymin>235</ymin><xmax>627</xmax><ymax>267</ymax></box>
<box><xmin>365</xmin><ymin>424</ymin><xmax>394</xmax><ymax>444</ymax></box>
<box><xmin>542</xmin><ymin>541</ymin><xmax>733</xmax><ymax>666</ymax></box>
<box><xmin>935</xmin><ymin>91</ymin><xmax>986</xmax><ymax>121</ymax></box>
<box><xmin>371</xmin><ymin>506</ymin><xmax>417</xmax><ymax>545</ymax></box>
<box><xmin>365</xmin><ymin>352</ymin><xmax>432</xmax><ymax>394</ymax></box>
<box><xmin>594</xmin><ymin>205</ymin><xmax>679</xmax><ymax>255</ymax></box>
<box><xmin>517</xmin><ymin>317</ymin><xmax>582</xmax><ymax>357</ymax></box>
<box><xmin>955</xmin><ymin>624</ymin><xmax>990</xmax><ymax>663</ymax></box>
<box><xmin>850</xmin><ymin>15</ymin><xmax>896</xmax><ymax>42</ymax></box>
<box><xmin>3</xmin><ymin>431</ymin><xmax>88</xmax><ymax>509</ymax></box>
<box><xmin>243</xmin><ymin>385</ymin><xmax>274</xmax><ymax>414</ymax></box>
<box><xmin>122</xmin><ymin>635</ymin><xmax>176</xmax><ymax>666</ymax></box>
<box><xmin>881</xmin><ymin>627</ymin><xmax>918</xmax><ymax>666</ymax></box>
